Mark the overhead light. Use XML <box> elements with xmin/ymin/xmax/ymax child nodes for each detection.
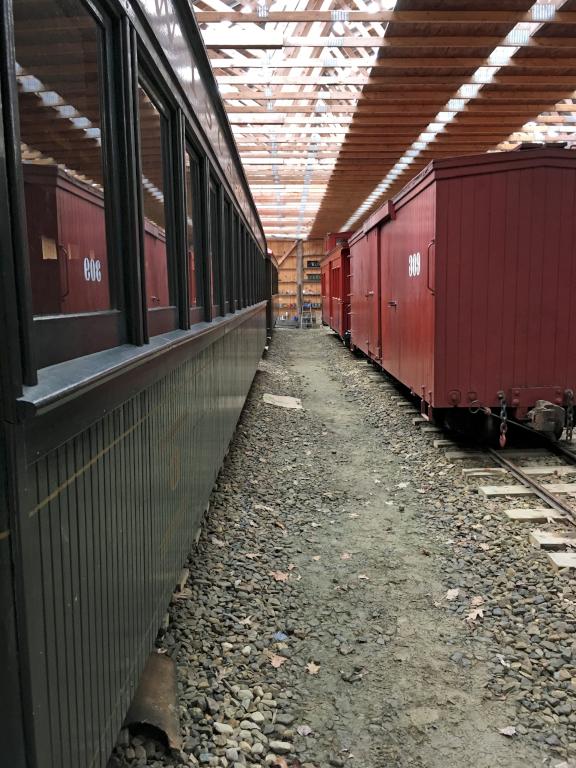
<box><xmin>488</xmin><ymin>47</ymin><xmax>514</xmax><ymax>66</ymax></box>
<box><xmin>473</xmin><ymin>67</ymin><xmax>494</xmax><ymax>84</ymax></box>
<box><xmin>506</xmin><ymin>28</ymin><xmax>531</xmax><ymax>46</ymax></box>
<box><xmin>531</xmin><ymin>2</ymin><xmax>555</xmax><ymax>21</ymax></box>
<box><xmin>458</xmin><ymin>83</ymin><xmax>481</xmax><ymax>99</ymax></box>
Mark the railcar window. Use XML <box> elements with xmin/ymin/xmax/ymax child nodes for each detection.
<box><xmin>224</xmin><ymin>198</ymin><xmax>233</xmax><ymax>313</ymax></box>
<box><xmin>230</xmin><ymin>213</ymin><xmax>240</xmax><ymax>312</ymax></box>
<box><xmin>14</xmin><ymin>0</ymin><xmax>113</xmax><ymax>317</ymax></box>
<box><xmin>209</xmin><ymin>181</ymin><xmax>221</xmax><ymax>316</ymax></box>
<box><xmin>137</xmin><ymin>84</ymin><xmax>172</xmax><ymax>312</ymax></box>
<box><xmin>185</xmin><ymin>149</ymin><xmax>203</xmax><ymax>321</ymax></box>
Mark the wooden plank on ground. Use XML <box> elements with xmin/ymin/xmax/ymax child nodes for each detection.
<box><xmin>504</xmin><ymin>508</ymin><xmax>566</xmax><ymax>522</ymax></box>
<box><xmin>529</xmin><ymin>530</ymin><xmax>576</xmax><ymax>550</ymax></box>
<box><xmin>421</xmin><ymin>425</ymin><xmax>441</xmax><ymax>433</ymax></box>
<box><xmin>462</xmin><ymin>467</ymin><xmax>507</xmax><ymax>477</ymax></box>
<box><xmin>480</xmin><ymin>482</ymin><xmax>576</xmax><ymax>497</ymax></box>
<box><xmin>434</xmin><ymin>439</ymin><xmax>453</xmax><ymax>448</ymax></box>
<box><xmin>548</xmin><ymin>552</ymin><xmax>576</xmax><ymax>571</ymax></box>
<box><xmin>413</xmin><ymin>416</ymin><xmax>427</xmax><ymax>425</ymax></box>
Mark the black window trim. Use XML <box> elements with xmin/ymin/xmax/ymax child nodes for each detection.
<box><xmin>184</xmin><ymin>140</ymin><xmax>206</xmax><ymax>327</ymax></box>
<box><xmin>10</xmin><ymin>0</ymin><xmax>130</xmax><ymax>371</ymax></box>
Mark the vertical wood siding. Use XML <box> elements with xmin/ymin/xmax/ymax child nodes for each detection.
<box><xmin>18</xmin><ymin>310</ymin><xmax>266</xmax><ymax>768</ymax></box>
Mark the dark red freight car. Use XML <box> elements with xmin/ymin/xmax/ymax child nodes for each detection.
<box><xmin>321</xmin><ymin>231</ymin><xmax>352</xmax><ymax>341</ymax></box>
<box><xmin>23</xmin><ymin>164</ymin><xmax>111</xmax><ymax>315</ymax></box>
<box><xmin>349</xmin><ymin>148</ymin><xmax>576</xmax><ymax>440</ymax></box>
<box><xmin>24</xmin><ymin>164</ymin><xmax>169</xmax><ymax>316</ymax></box>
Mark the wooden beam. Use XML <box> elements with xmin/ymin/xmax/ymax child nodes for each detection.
<box><xmin>212</xmin><ymin>57</ymin><xmax>576</xmax><ymax>70</ymax></box>
<box><xmin>220</xmin><ymin>89</ymin><xmax>576</xmax><ymax>102</ymax></box>
<box><xmin>196</xmin><ymin>10</ymin><xmax>575</xmax><ymax>24</ymax></box>
<box><xmin>218</xmin><ymin>75</ymin><xmax>576</xmax><ymax>86</ymax></box>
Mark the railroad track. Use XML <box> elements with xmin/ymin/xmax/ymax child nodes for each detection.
<box><xmin>431</xmin><ymin>434</ymin><xmax>576</xmax><ymax>571</ymax></box>
<box><xmin>360</xmin><ymin>364</ymin><xmax>576</xmax><ymax>572</ymax></box>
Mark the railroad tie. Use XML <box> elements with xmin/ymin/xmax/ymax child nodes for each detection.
<box><xmin>504</xmin><ymin>508</ymin><xmax>566</xmax><ymax>523</ymax></box>
<box><xmin>479</xmin><ymin>482</ymin><xmax>576</xmax><ymax>497</ymax></box>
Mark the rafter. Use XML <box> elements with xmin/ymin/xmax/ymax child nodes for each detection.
<box><xmin>197</xmin><ymin>9</ymin><xmax>572</xmax><ymax>23</ymax></box>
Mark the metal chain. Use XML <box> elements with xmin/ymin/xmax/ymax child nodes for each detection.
<box><xmin>565</xmin><ymin>389</ymin><xmax>574</xmax><ymax>442</ymax></box>
<box><xmin>498</xmin><ymin>391</ymin><xmax>508</xmax><ymax>448</ymax></box>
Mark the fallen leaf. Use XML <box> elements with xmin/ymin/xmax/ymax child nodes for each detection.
<box><xmin>470</xmin><ymin>596</ymin><xmax>485</xmax><ymax>607</ymax></box>
<box><xmin>244</xmin><ymin>553</ymin><xmax>259</xmax><ymax>559</ymax></box>
<box><xmin>358</xmin><ymin>574</ymin><xmax>370</xmax><ymax>580</ymax></box>
<box><xmin>466</xmin><ymin>607</ymin><xmax>484</xmax><ymax>623</ymax></box>
<box><xmin>297</xmin><ymin>725</ymin><xmax>313</xmax><ymax>736</ymax></box>
<box><xmin>349</xmin><ymin>513</ymin><xmax>360</xmax><ymax>519</ymax></box>
<box><xmin>238</xmin><ymin>616</ymin><xmax>253</xmax><ymax>626</ymax></box>
<box><xmin>270</xmin><ymin>571</ymin><xmax>290</xmax><ymax>582</ymax></box>
<box><xmin>341</xmin><ymin>552</ymin><xmax>352</xmax><ymax>560</ymax></box>
<box><xmin>269</xmin><ymin>654</ymin><xmax>287</xmax><ymax>668</ymax></box>
<box><xmin>274</xmin><ymin>520</ymin><xmax>286</xmax><ymax>531</ymax></box>
<box><xmin>306</xmin><ymin>661</ymin><xmax>320</xmax><ymax>675</ymax></box>
<box><xmin>288</xmin><ymin>563</ymin><xmax>297</xmax><ymax>571</ymax></box>
<box><xmin>312</xmin><ymin>555</ymin><xmax>321</xmax><ymax>561</ymax></box>
<box><xmin>499</xmin><ymin>726</ymin><xmax>517</xmax><ymax>737</ymax></box>
<box><xmin>445</xmin><ymin>588</ymin><xmax>460</xmax><ymax>601</ymax></box>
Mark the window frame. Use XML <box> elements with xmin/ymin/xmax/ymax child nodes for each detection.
<box><xmin>135</xmin><ymin>68</ymin><xmax>179</xmax><ymax>338</ymax></box>
<box><xmin>185</xmin><ymin>142</ymin><xmax>205</xmax><ymax>326</ymax></box>
<box><xmin>12</xmin><ymin>0</ymin><xmax>129</xmax><ymax>370</ymax></box>
<box><xmin>223</xmin><ymin>196</ymin><xmax>233</xmax><ymax>315</ymax></box>
<box><xmin>208</xmin><ymin>177</ymin><xmax>222</xmax><ymax>318</ymax></box>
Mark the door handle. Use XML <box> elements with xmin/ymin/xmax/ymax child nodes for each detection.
<box><xmin>388</xmin><ymin>300</ymin><xmax>397</xmax><ymax>308</ymax></box>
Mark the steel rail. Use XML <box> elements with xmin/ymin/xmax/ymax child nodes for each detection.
<box><xmin>487</xmin><ymin>448</ymin><xmax>576</xmax><ymax>522</ymax></box>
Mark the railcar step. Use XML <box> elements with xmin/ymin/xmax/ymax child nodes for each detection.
<box><xmin>480</xmin><ymin>483</ymin><xmax>576</xmax><ymax>497</ymax></box>
<box><xmin>529</xmin><ymin>530</ymin><xmax>576</xmax><ymax>550</ymax></box>
<box><xmin>504</xmin><ymin>508</ymin><xmax>566</xmax><ymax>522</ymax></box>
<box><xmin>548</xmin><ymin>552</ymin><xmax>576</xmax><ymax>571</ymax></box>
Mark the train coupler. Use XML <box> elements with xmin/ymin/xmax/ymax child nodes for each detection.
<box><xmin>527</xmin><ymin>399</ymin><xmax>566</xmax><ymax>440</ymax></box>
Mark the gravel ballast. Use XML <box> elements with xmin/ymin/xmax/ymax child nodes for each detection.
<box><xmin>108</xmin><ymin>328</ymin><xmax>576</xmax><ymax>768</ymax></box>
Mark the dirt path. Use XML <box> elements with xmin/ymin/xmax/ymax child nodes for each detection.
<box><xmin>284</xmin><ymin>329</ymin><xmax>545</xmax><ymax>768</ymax></box>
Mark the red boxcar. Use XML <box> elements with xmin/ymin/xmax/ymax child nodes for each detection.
<box><xmin>349</xmin><ymin>148</ymin><xmax>576</xmax><ymax>438</ymax></box>
<box><xmin>24</xmin><ymin>163</ymin><xmax>168</xmax><ymax>316</ymax></box>
<box><xmin>23</xmin><ymin>164</ymin><xmax>111</xmax><ymax>315</ymax></box>
<box><xmin>321</xmin><ymin>231</ymin><xmax>352</xmax><ymax>340</ymax></box>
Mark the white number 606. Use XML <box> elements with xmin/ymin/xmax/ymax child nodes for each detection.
<box><xmin>408</xmin><ymin>252</ymin><xmax>421</xmax><ymax>277</ymax></box>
